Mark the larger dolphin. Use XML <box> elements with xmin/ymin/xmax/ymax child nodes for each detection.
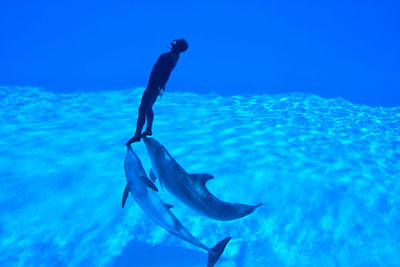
<box><xmin>123</xmin><ymin>146</ymin><xmax>231</xmax><ymax>267</ymax></box>
<box><xmin>142</xmin><ymin>137</ymin><xmax>264</xmax><ymax>221</ymax></box>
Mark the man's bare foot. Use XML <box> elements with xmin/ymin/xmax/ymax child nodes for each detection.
<box><xmin>141</xmin><ymin>130</ymin><xmax>152</xmax><ymax>137</ymax></box>
<box><xmin>126</xmin><ymin>135</ymin><xmax>141</xmax><ymax>146</ymax></box>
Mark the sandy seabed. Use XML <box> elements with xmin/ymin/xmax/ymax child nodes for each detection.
<box><xmin>0</xmin><ymin>86</ymin><xmax>399</xmax><ymax>266</ymax></box>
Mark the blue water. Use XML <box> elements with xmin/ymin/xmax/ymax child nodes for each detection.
<box><xmin>1</xmin><ymin>86</ymin><xmax>399</xmax><ymax>266</ymax></box>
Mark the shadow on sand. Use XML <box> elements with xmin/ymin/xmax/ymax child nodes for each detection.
<box><xmin>113</xmin><ymin>239</ymin><xmax>208</xmax><ymax>267</ymax></box>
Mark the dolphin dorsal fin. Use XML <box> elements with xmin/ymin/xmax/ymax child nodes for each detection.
<box><xmin>164</xmin><ymin>203</ymin><xmax>174</xmax><ymax>209</ymax></box>
<box><xmin>149</xmin><ymin>168</ymin><xmax>158</xmax><ymax>183</ymax></box>
<box><xmin>189</xmin><ymin>173</ymin><xmax>214</xmax><ymax>185</ymax></box>
<box><xmin>141</xmin><ymin>176</ymin><xmax>158</xmax><ymax>192</ymax></box>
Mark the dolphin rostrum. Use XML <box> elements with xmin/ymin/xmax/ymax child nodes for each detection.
<box><xmin>142</xmin><ymin>137</ymin><xmax>264</xmax><ymax>221</ymax></box>
<box><xmin>123</xmin><ymin>145</ymin><xmax>231</xmax><ymax>267</ymax></box>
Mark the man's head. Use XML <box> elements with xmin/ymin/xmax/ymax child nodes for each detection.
<box><xmin>171</xmin><ymin>39</ymin><xmax>188</xmax><ymax>54</ymax></box>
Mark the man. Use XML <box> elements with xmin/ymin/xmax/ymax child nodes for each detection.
<box><xmin>126</xmin><ymin>38</ymin><xmax>188</xmax><ymax>146</ymax></box>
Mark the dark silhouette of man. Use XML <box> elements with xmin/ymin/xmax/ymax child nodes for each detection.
<box><xmin>126</xmin><ymin>39</ymin><xmax>189</xmax><ymax>146</ymax></box>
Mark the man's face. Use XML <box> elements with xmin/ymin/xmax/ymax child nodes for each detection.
<box><xmin>171</xmin><ymin>40</ymin><xmax>177</xmax><ymax>48</ymax></box>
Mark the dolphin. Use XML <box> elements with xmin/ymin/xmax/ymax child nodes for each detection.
<box><xmin>122</xmin><ymin>145</ymin><xmax>231</xmax><ymax>267</ymax></box>
<box><xmin>142</xmin><ymin>137</ymin><xmax>264</xmax><ymax>221</ymax></box>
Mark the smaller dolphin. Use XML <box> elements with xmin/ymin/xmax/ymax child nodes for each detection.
<box><xmin>123</xmin><ymin>145</ymin><xmax>231</xmax><ymax>267</ymax></box>
<box><xmin>142</xmin><ymin>137</ymin><xmax>264</xmax><ymax>221</ymax></box>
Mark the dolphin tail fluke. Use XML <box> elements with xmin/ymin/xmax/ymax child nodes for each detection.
<box><xmin>207</xmin><ymin>237</ymin><xmax>231</xmax><ymax>267</ymax></box>
<box><xmin>122</xmin><ymin>183</ymin><xmax>130</xmax><ymax>208</ymax></box>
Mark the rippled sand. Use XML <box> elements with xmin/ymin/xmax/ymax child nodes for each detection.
<box><xmin>0</xmin><ymin>86</ymin><xmax>399</xmax><ymax>266</ymax></box>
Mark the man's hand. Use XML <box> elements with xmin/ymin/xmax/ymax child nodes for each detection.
<box><xmin>159</xmin><ymin>85</ymin><xmax>165</xmax><ymax>97</ymax></box>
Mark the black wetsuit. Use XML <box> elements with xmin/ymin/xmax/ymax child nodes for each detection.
<box><xmin>129</xmin><ymin>50</ymin><xmax>179</xmax><ymax>143</ymax></box>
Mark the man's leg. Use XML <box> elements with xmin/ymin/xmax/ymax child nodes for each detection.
<box><xmin>126</xmin><ymin>90</ymin><xmax>153</xmax><ymax>145</ymax></box>
<box><xmin>134</xmin><ymin>106</ymin><xmax>147</xmax><ymax>136</ymax></box>
<box><xmin>142</xmin><ymin>93</ymin><xmax>158</xmax><ymax>136</ymax></box>
<box><xmin>126</xmin><ymin>89</ymin><xmax>159</xmax><ymax>145</ymax></box>
<box><xmin>126</xmin><ymin>105</ymin><xmax>146</xmax><ymax>145</ymax></box>
<box><xmin>142</xmin><ymin>109</ymin><xmax>154</xmax><ymax>136</ymax></box>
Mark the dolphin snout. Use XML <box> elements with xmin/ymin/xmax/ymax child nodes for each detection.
<box><xmin>143</xmin><ymin>136</ymin><xmax>154</xmax><ymax>145</ymax></box>
<box><xmin>142</xmin><ymin>137</ymin><xmax>159</xmax><ymax>150</ymax></box>
<box><xmin>142</xmin><ymin>136</ymin><xmax>151</xmax><ymax>149</ymax></box>
<box><xmin>142</xmin><ymin>137</ymin><xmax>158</xmax><ymax>156</ymax></box>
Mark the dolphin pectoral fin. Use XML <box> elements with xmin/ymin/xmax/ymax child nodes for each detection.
<box><xmin>122</xmin><ymin>183</ymin><xmax>130</xmax><ymax>208</ymax></box>
<box><xmin>189</xmin><ymin>173</ymin><xmax>214</xmax><ymax>185</ymax></box>
<box><xmin>149</xmin><ymin>168</ymin><xmax>158</xmax><ymax>182</ymax></box>
<box><xmin>159</xmin><ymin>181</ymin><xmax>165</xmax><ymax>191</ymax></box>
<box><xmin>150</xmin><ymin>169</ymin><xmax>165</xmax><ymax>191</ymax></box>
<box><xmin>141</xmin><ymin>176</ymin><xmax>159</xmax><ymax>192</ymax></box>
<box><xmin>164</xmin><ymin>203</ymin><xmax>174</xmax><ymax>209</ymax></box>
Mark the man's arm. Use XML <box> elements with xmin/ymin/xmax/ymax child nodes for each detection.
<box><xmin>159</xmin><ymin>72</ymin><xmax>171</xmax><ymax>91</ymax></box>
<box><xmin>154</xmin><ymin>53</ymin><xmax>178</xmax><ymax>91</ymax></box>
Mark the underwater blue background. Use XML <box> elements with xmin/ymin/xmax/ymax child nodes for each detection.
<box><xmin>1</xmin><ymin>1</ymin><xmax>400</xmax><ymax>266</ymax></box>
<box><xmin>0</xmin><ymin>0</ymin><xmax>399</xmax><ymax>107</ymax></box>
